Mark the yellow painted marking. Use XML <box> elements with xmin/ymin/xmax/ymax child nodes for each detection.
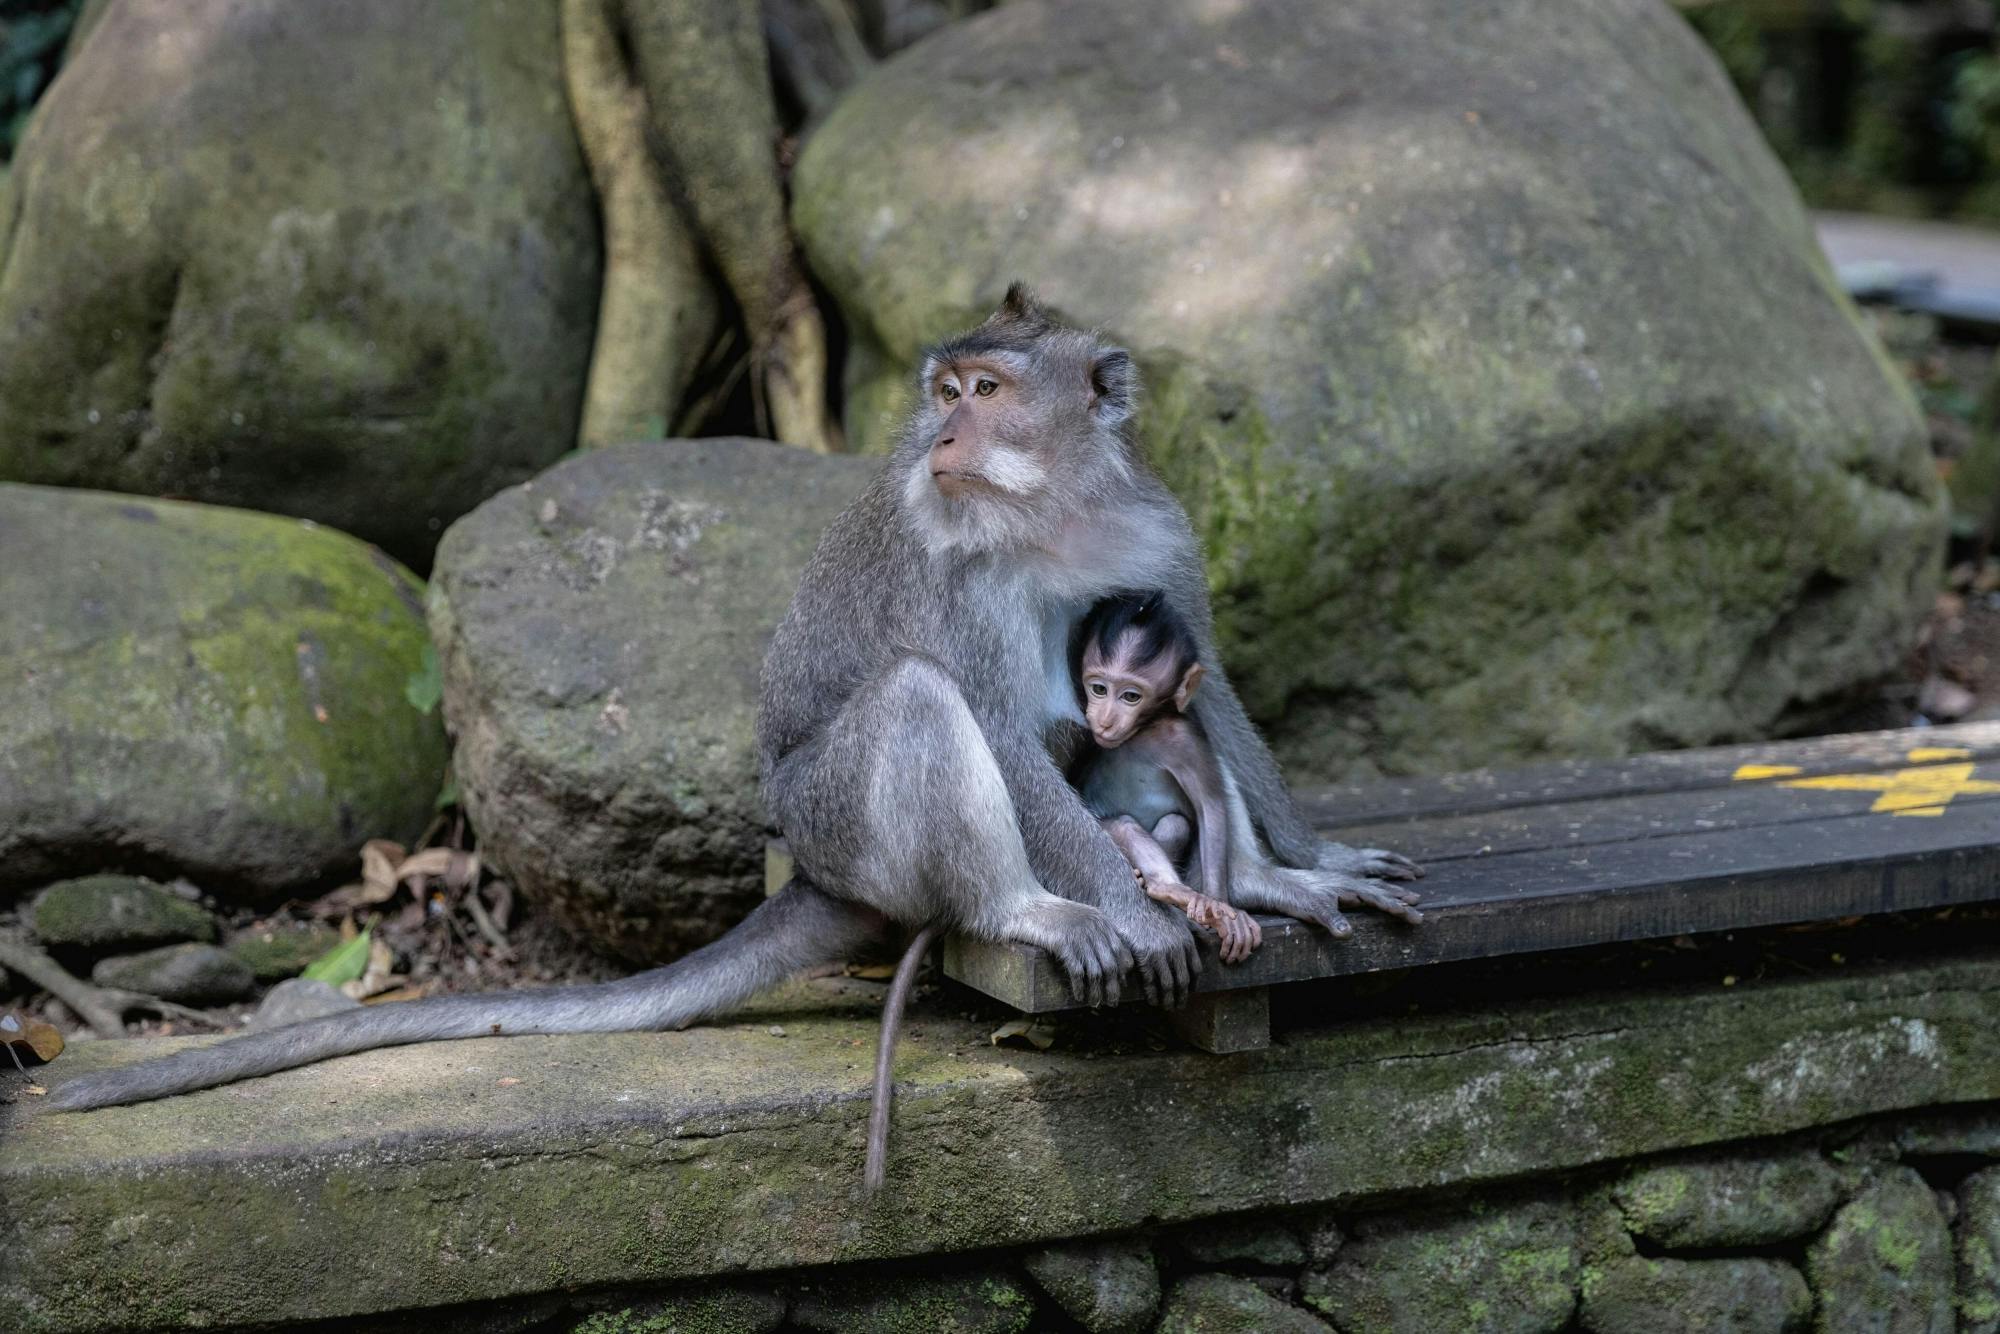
<box><xmin>1731</xmin><ymin>764</ymin><xmax>1804</xmax><ymax>781</ymax></box>
<box><xmin>1732</xmin><ymin>748</ymin><xmax>2000</xmax><ymax>817</ymax></box>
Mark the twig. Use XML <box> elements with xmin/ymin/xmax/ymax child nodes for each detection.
<box><xmin>463</xmin><ymin>892</ymin><xmax>515</xmax><ymax>959</ymax></box>
<box><xmin>0</xmin><ymin>934</ymin><xmax>226</xmax><ymax>1036</ymax></box>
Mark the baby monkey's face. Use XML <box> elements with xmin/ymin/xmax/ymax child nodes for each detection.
<box><xmin>1080</xmin><ymin>630</ymin><xmax>1202</xmax><ymax>748</ymax></box>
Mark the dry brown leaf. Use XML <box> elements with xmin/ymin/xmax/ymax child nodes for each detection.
<box><xmin>846</xmin><ymin>963</ymin><xmax>898</xmax><ymax>980</ymax></box>
<box><xmin>496</xmin><ymin>1077</ymin><xmax>521</xmax><ymax>1088</ymax></box>
<box><xmin>361</xmin><ymin>839</ymin><xmax>406</xmax><ymax>897</ymax></box>
<box><xmin>1</xmin><ymin>1012</ymin><xmax>63</xmax><ymax>1063</ymax></box>
<box><xmin>989</xmin><ymin>1018</ymin><xmax>1057</xmax><ymax>1050</ymax></box>
<box><xmin>362</xmin><ymin>984</ymin><xmax>429</xmax><ymax>1005</ymax></box>
<box><xmin>24</xmin><ymin>1084</ymin><xmax>46</xmax><ymax>1096</ymax></box>
<box><xmin>340</xmin><ymin>935</ymin><xmax>401</xmax><ymax>1001</ymax></box>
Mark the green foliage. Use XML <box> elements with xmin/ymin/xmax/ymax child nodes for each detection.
<box><xmin>1</xmin><ymin>0</ymin><xmax>80</xmax><ymax>159</ymax></box>
<box><xmin>301</xmin><ymin>928</ymin><xmax>371</xmax><ymax>986</ymax></box>
<box><xmin>404</xmin><ymin>642</ymin><xmax>443</xmax><ymax>715</ymax></box>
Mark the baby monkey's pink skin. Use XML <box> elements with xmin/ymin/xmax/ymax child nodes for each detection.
<box><xmin>1078</xmin><ymin>629</ymin><xmax>1262</xmax><ymax>964</ymax></box>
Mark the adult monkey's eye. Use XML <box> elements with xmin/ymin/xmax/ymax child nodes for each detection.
<box><xmin>975</xmin><ymin>378</ymin><xmax>997</xmax><ymax>397</ymax></box>
<box><xmin>941</xmin><ymin>382</ymin><xmax>960</xmax><ymax>403</ymax></box>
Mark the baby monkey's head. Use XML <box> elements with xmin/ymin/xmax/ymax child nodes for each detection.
<box><xmin>1078</xmin><ymin>591</ymin><xmax>1205</xmax><ymax>748</ymax></box>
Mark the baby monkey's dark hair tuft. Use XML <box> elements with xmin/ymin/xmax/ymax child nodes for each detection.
<box><xmin>1084</xmin><ymin>590</ymin><xmax>1198</xmax><ymax>676</ymax></box>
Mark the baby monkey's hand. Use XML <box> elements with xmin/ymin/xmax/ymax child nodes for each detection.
<box><xmin>1140</xmin><ymin>874</ymin><xmax>1262</xmax><ymax>965</ymax></box>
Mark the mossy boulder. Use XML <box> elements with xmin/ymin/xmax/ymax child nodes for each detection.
<box><xmin>1302</xmin><ymin>1197</ymin><xmax>1579</xmax><ymax>1333</ymax></box>
<box><xmin>1577</xmin><ymin>1256</ymin><xmax>1810</xmax><ymax>1334</ymax></box>
<box><xmin>0</xmin><ymin>0</ymin><xmax>601</xmax><ymax>567</ymax></box>
<box><xmin>29</xmin><ymin>875</ymin><xmax>217</xmax><ymax>953</ymax></box>
<box><xmin>1023</xmin><ymin>1237</ymin><xmax>1160</xmax><ymax>1334</ymax></box>
<box><xmin>0</xmin><ymin>485</ymin><xmax>446</xmax><ymax>899</ymax></box>
<box><xmin>1805</xmin><ymin>1167</ymin><xmax>1953</xmax><ymax>1334</ymax></box>
<box><xmin>429</xmin><ymin>440</ymin><xmax>874</xmax><ymax>962</ymax></box>
<box><xmin>1612</xmin><ymin>1150</ymin><xmax>1845</xmax><ymax>1249</ymax></box>
<box><xmin>793</xmin><ymin>0</ymin><xmax>1946</xmax><ymax>780</ymax></box>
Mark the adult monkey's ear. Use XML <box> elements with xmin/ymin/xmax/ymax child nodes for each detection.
<box><xmin>1089</xmin><ymin>346</ymin><xmax>1137</xmax><ymax>427</ymax></box>
<box><xmin>1174</xmin><ymin>661</ymin><xmax>1206</xmax><ymax>714</ymax></box>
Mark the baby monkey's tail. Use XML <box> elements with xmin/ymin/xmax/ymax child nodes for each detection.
<box><xmin>48</xmin><ymin>883</ymin><xmax>878</xmax><ymax>1112</ymax></box>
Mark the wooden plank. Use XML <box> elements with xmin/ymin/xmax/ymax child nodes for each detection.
<box><xmin>1331</xmin><ymin>774</ymin><xmax>2000</xmax><ymax>866</ymax></box>
<box><xmin>945</xmin><ymin>794</ymin><xmax>2000</xmax><ymax>1013</ymax></box>
<box><xmin>1294</xmin><ymin>721</ymin><xmax>2000</xmax><ymax>828</ymax></box>
<box><xmin>1166</xmin><ymin>988</ymin><xmax>1270</xmax><ymax>1053</ymax></box>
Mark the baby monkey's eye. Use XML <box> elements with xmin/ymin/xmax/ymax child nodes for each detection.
<box><xmin>975</xmin><ymin>378</ymin><xmax>998</xmax><ymax>397</ymax></box>
<box><xmin>940</xmin><ymin>382</ymin><xmax>960</xmax><ymax>403</ymax></box>
<box><xmin>1088</xmin><ymin>682</ymin><xmax>1107</xmax><ymax>697</ymax></box>
<box><xmin>1120</xmin><ymin>689</ymin><xmax>1142</xmax><ymax>704</ymax></box>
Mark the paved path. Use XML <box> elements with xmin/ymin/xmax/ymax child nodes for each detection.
<box><xmin>1815</xmin><ymin>210</ymin><xmax>2000</xmax><ymax>328</ymax></box>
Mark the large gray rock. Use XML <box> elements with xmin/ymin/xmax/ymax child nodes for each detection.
<box><xmin>1303</xmin><ymin>1197</ymin><xmax>1579</xmax><ymax>1333</ymax></box>
<box><xmin>429</xmin><ymin>440</ymin><xmax>875</xmax><ymax>961</ymax></box>
<box><xmin>0</xmin><ymin>486</ymin><xmax>447</xmax><ymax>899</ymax></box>
<box><xmin>794</xmin><ymin>0</ymin><xmax>1946</xmax><ymax>780</ymax></box>
<box><xmin>1578</xmin><ymin>1257</ymin><xmax>1810</xmax><ymax>1334</ymax></box>
<box><xmin>1613</xmin><ymin>1150</ymin><xmax>1845</xmax><ymax>1249</ymax></box>
<box><xmin>0</xmin><ymin>0</ymin><xmax>604</xmax><ymax>566</ymax></box>
<box><xmin>1805</xmin><ymin>1168</ymin><xmax>1953</xmax><ymax>1334</ymax></box>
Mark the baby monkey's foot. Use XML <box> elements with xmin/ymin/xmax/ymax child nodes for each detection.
<box><xmin>1141</xmin><ymin>875</ymin><xmax>1263</xmax><ymax>965</ymax></box>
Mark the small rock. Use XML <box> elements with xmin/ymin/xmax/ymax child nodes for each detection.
<box><xmin>791</xmin><ymin>1270</ymin><xmax>1033</xmax><ymax>1333</ymax></box>
<box><xmin>1900</xmin><ymin>1110</ymin><xmax>2000</xmax><ymax>1159</ymax></box>
<box><xmin>246</xmin><ymin>978</ymin><xmax>361</xmax><ymax>1030</ymax></box>
<box><xmin>30</xmin><ymin>875</ymin><xmax>218</xmax><ymax>952</ymax></box>
<box><xmin>1156</xmin><ymin>1275</ymin><xmax>1329</xmax><ymax>1334</ymax></box>
<box><xmin>1958</xmin><ymin>1166</ymin><xmax>2000</xmax><ymax>1334</ymax></box>
<box><xmin>1806</xmin><ymin>1167</ymin><xmax>1952</xmax><ymax>1334</ymax></box>
<box><xmin>768</xmin><ymin>1025</ymin><xmax>786</xmax><ymax>1038</ymax></box>
<box><xmin>1614</xmin><ymin>1150</ymin><xmax>1845</xmax><ymax>1249</ymax></box>
<box><xmin>1578</xmin><ymin>1256</ymin><xmax>1810</xmax><ymax>1333</ymax></box>
<box><xmin>1305</xmin><ymin>1197</ymin><xmax>1579</xmax><ymax>1333</ymax></box>
<box><xmin>1023</xmin><ymin>1237</ymin><xmax>1160</xmax><ymax>1333</ymax></box>
<box><xmin>226</xmin><ymin>921</ymin><xmax>343</xmax><ymax>982</ymax></box>
<box><xmin>92</xmin><ymin>944</ymin><xmax>255</xmax><ymax>1005</ymax></box>
<box><xmin>1177</xmin><ymin>1218</ymin><xmax>1307</xmax><ymax>1269</ymax></box>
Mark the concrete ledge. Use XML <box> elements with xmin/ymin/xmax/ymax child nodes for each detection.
<box><xmin>4</xmin><ymin>960</ymin><xmax>2000</xmax><ymax>1331</ymax></box>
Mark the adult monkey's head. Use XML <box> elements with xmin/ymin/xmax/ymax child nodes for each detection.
<box><xmin>900</xmin><ymin>283</ymin><xmax>1141</xmax><ymax>554</ymax></box>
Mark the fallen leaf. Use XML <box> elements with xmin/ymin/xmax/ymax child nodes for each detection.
<box><xmin>1</xmin><ymin>1012</ymin><xmax>63</xmax><ymax>1063</ymax></box>
<box><xmin>362</xmin><ymin>984</ymin><xmax>428</xmax><ymax>1005</ymax></box>
<box><xmin>989</xmin><ymin>1018</ymin><xmax>1057</xmax><ymax>1050</ymax></box>
<box><xmin>302</xmin><ymin>928</ymin><xmax>372</xmax><ymax>986</ymax></box>
<box><xmin>341</xmin><ymin>935</ymin><xmax>400</xmax><ymax>1000</ymax></box>
<box><xmin>25</xmin><ymin>1085</ymin><xmax>46</xmax><ymax>1096</ymax></box>
<box><xmin>496</xmin><ymin>1077</ymin><xmax>521</xmax><ymax>1088</ymax></box>
<box><xmin>846</xmin><ymin>963</ymin><xmax>898</xmax><ymax>980</ymax></box>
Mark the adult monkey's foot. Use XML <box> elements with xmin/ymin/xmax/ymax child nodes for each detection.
<box><xmin>1107</xmin><ymin>901</ymin><xmax>1201</xmax><ymax>1008</ymax></box>
<box><xmin>1317</xmin><ymin>840</ymin><xmax>1425</xmax><ymax>882</ymax></box>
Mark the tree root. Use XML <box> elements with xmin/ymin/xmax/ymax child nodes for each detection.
<box><xmin>561</xmin><ymin>0</ymin><xmax>720</xmax><ymax>449</ymax></box>
<box><xmin>565</xmin><ymin>0</ymin><xmax>843</xmax><ymax>454</ymax></box>
<box><xmin>0</xmin><ymin>934</ymin><xmax>222</xmax><ymax>1039</ymax></box>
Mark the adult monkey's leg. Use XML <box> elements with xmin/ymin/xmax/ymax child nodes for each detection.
<box><xmin>775</xmin><ymin>656</ymin><xmax>1131</xmax><ymax>1006</ymax></box>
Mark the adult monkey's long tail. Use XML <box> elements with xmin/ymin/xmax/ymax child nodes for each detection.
<box><xmin>48</xmin><ymin>884</ymin><xmax>882</xmax><ymax>1112</ymax></box>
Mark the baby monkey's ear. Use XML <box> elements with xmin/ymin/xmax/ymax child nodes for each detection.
<box><xmin>1174</xmin><ymin>662</ymin><xmax>1206</xmax><ymax>714</ymax></box>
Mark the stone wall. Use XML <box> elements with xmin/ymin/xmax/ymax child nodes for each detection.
<box><xmin>379</xmin><ymin>1103</ymin><xmax>2000</xmax><ymax>1333</ymax></box>
<box><xmin>6</xmin><ymin>951</ymin><xmax>2000</xmax><ymax>1332</ymax></box>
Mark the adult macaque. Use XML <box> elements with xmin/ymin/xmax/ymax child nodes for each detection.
<box><xmin>48</xmin><ymin>286</ymin><xmax>1421</xmax><ymax>1122</ymax></box>
<box><xmin>1073</xmin><ymin>592</ymin><xmax>1260</xmax><ymax>963</ymax></box>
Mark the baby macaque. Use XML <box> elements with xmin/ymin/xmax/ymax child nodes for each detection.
<box><xmin>1072</xmin><ymin>593</ymin><xmax>1262</xmax><ymax>964</ymax></box>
